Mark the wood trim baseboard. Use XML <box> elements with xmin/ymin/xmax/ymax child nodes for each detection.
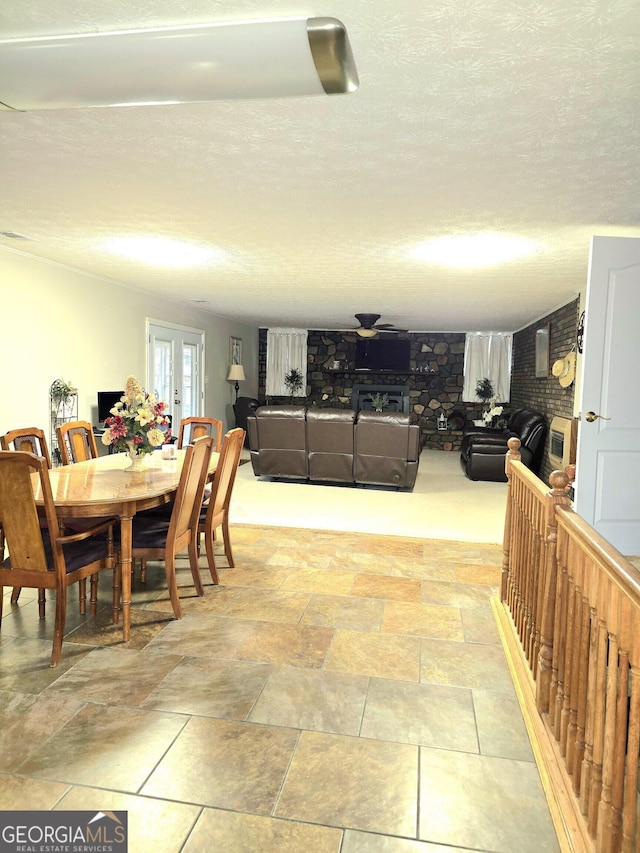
<box><xmin>491</xmin><ymin>597</ymin><xmax>594</xmax><ymax>853</ymax></box>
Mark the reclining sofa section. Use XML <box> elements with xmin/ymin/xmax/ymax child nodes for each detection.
<box><xmin>247</xmin><ymin>406</ymin><xmax>420</xmax><ymax>489</ymax></box>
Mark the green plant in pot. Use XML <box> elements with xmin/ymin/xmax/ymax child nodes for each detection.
<box><xmin>284</xmin><ymin>368</ymin><xmax>304</xmax><ymax>400</ymax></box>
<box><xmin>475</xmin><ymin>377</ymin><xmax>494</xmax><ymax>405</ymax></box>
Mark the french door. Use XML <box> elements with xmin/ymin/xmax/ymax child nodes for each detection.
<box><xmin>147</xmin><ymin>321</ymin><xmax>204</xmax><ymax>430</ymax></box>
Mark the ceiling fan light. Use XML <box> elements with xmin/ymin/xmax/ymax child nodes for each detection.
<box><xmin>0</xmin><ymin>17</ymin><xmax>359</xmax><ymax>111</ymax></box>
<box><xmin>356</xmin><ymin>327</ymin><xmax>378</xmax><ymax>338</ymax></box>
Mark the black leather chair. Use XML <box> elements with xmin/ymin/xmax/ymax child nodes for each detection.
<box><xmin>460</xmin><ymin>408</ymin><xmax>547</xmax><ymax>482</ymax></box>
<box><xmin>233</xmin><ymin>397</ymin><xmax>261</xmax><ymax>446</ymax></box>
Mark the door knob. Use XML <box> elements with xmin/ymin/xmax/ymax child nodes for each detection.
<box><xmin>585</xmin><ymin>411</ymin><xmax>611</xmax><ymax>423</ymax></box>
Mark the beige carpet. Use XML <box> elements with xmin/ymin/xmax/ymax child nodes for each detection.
<box><xmin>230</xmin><ymin>450</ymin><xmax>507</xmax><ymax>544</ymax></box>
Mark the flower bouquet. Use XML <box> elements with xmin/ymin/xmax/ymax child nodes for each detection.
<box><xmin>482</xmin><ymin>404</ymin><xmax>503</xmax><ymax>427</ymax></box>
<box><xmin>101</xmin><ymin>376</ymin><xmax>170</xmax><ymax>469</ymax></box>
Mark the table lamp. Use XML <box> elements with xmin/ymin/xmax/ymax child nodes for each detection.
<box><xmin>227</xmin><ymin>364</ymin><xmax>246</xmax><ymax>402</ymax></box>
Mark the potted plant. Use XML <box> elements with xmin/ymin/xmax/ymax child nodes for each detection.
<box><xmin>370</xmin><ymin>392</ymin><xmax>389</xmax><ymax>412</ymax></box>
<box><xmin>284</xmin><ymin>368</ymin><xmax>304</xmax><ymax>400</ymax></box>
<box><xmin>475</xmin><ymin>377</ymin><xmax>494</xmax><ymax>405</ymax></box>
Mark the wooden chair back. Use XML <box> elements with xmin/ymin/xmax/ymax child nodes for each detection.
<box><xmin>199</xmin><ymin>428</ymin><xmax>245</xmax><ymax>583</ymax></box>
<box><xmin>56</xmin><ymin>420</ymin><xmax>99</xmax><ymax>465</ymax></box>
<box><xmin>0</xmin><ymin>450</ymin><xmax>115</xmax><ymax>666</ymax></box>
<box><xmin>131</xmin><ymin>435</ymin><xmax>214</xmax><ymax>617</ymax></box>
<box><xmin>0</xmin><ymin>427</ymin><xmax>52</xmax><ymax>468</ymax></box>
<box><xmin>178</xmin><ymin>417</ymin><xmax>223</xmax><ymax>451</ymax></box>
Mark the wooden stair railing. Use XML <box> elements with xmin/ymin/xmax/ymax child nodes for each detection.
<box><xmin>497</xmin><ymin>437</ymin><xmax>640</xmax><ymax>853</ymax></box>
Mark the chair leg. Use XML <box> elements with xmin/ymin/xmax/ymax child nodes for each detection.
<box><xmin>10</xmin><ymin>587</ymin><xmax>20</xmax><ymax>604</ymax></box>
<box><xmin>112</xmin><ymin>561</ymin><xmax>121</xmax><ymax>624</ymax></box>
<box><xmin>204</xmin><ymin>529</ymin><xmax>220</xmax><ymax>585</ymax></box>
<box><xmin>188</xmin><ymin>538</ymin><xmax>205</xmax><ymax>597</ymax></box>
<box><xmin>79</xmin><ymin>578</ymin><xmax>87</xmax><ymax>615</ymax></box>
<box><xmin>50</xmin><ymin>588</ymin><xmax>67</xmax><ymax>667</ymax></box>
<box><xmin>89</xmin><ymin>574</ymin><xmax>98</xmax><ymax>617</ymax></box>
<box><xmin>140</xmin><ymin>558</ymin><xmax>147</xmax><ymax>584</ymax></box>
<box><xmin>222</xmin><ymin>518</ymin><xmax>235</xmax><ymax>568</ymax></box>
<box><xmin>163</xmin><ymin>555</ymin><xmax>182</xmax><ymax>618</ymax></box>
<box><xmin>38</xmin><ymin>589</ymin><xmax>46</xmax><ymax>618</ymax></box>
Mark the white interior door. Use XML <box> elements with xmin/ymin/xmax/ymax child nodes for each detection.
<box><xmin>147</xmin><ymin>321</ymin><xmax>204</xmax><ymax>430</ymax></box>
<box><xmin>574</xmin><ymin>236</ymin><xmax>640</xmax><ymax>555</ymax></box>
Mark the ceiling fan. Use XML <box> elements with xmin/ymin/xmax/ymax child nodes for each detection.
<box><xmin>353</xmin><ymin>313</ymin><xmax>404</xmax><ymax>337</ymax></box>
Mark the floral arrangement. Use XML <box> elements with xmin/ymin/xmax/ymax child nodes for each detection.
<box><xmin>101</xmin><ymin>375</ymin><xmax>170</xmax><ymax>456</ymax></box>
<box><xmin>482</xmin><ymin>404</ymin><xmax>503</xmax><ymax>426</ymax></box>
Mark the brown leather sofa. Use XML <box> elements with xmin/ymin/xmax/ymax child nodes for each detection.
<box><xmin>247</xmin><ymin>406</ymin><xmax>420</xmax><ymax>488</ymax></box>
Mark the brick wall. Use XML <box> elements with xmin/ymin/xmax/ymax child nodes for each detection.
<box><xmin>511</xmin><ymin>298</ymin><xmax>580</xmax><ymax>484</ymax></box>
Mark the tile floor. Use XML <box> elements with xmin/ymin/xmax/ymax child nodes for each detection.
<box><xmin>0</xmin><ymin>525</ymin><xmax>560</xmax><ymax>853</ymax></box>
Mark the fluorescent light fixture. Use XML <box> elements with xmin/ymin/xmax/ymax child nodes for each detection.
<box><xmin>0</xmin><ymin>17</ymin><xmax>359</xmax><ymax>111</ymax></box>
<box><xmin>408</xmin><ymin>233</ymin><xmax>541</xmax><ymax>268</ymax></box>
<box><xmin>102</xmin><ymin>236</ymin><xmax>220</xmax><ymax>267</ymax></box>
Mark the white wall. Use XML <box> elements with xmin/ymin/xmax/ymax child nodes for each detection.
<box><xmin>0</xmin><ymin>247</ymin><xmax>259</xmax><ymax>437</ymax></box>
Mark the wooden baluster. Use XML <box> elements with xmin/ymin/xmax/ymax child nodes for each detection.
<box><xmin>573</xmin><ymin>578</ymin><xmax>591</xmax><ymax>795</ymax></box>
<box><xmin>605</xmin><ymin>592</ymin><xmax>630</xmax><ymax>853</ymax></box>
<box><xmin>597</xmin><ymin>614</ymin><xmax>619</xmax><ymax>853</ymax></box>
<box><xmin>580</xmin><ymin>592</ymin><xmax>600</xmax><ymax>816</ymax></box>
<box><xmin>560</xmin><ymin>543</ymin><xmax>577</xmax><ymax>757</ymax></box>
<box><xmin>587</xmin><ymin>576</ymin><xmax>610</xmax><ymax>838</ymax></box>
<box><xmin>566</xmin><ymin>547</ymin><xmax>585</xmax><ymax>772</ymax></box>
<box><xmin>501</xmin><ymin>438</ymin><xmax>517</xmax><ymax>603</ymax></box>
<box><xmin>554</xmin><ymin>541</ymin><xmax>569</xmax><ymax>740</ymax></box>
<box><xmin>621</xmin><ymin>618</ymin><xmax>640</xmax><ymax>853</ymax></box>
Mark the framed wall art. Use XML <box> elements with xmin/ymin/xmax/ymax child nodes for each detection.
<box><xmin>535</xmin><ymin>324</ymin><xmax>550</xmax><ymax>378</ymax></box>
<box><xmin>230</xmin><ymin>336</ymin><xmax>242</xmax><ymax>365</ymax></box>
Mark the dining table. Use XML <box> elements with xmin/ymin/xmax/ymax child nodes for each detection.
<box><xmin>32</xmin><ymin>448</ymin><xmax>219</xmax><ymax>641</ymax></box>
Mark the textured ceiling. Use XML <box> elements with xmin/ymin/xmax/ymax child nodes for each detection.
<box><xmin>2</xmin><ymin>0</ymin><xmax>639</xmax><ymax>332</ymax></box>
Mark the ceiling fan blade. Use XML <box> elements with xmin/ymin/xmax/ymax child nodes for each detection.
<box><xmin>374</xmin><ymin>323</ymin><xmax>395</xmax><ymax>329</ymax></box>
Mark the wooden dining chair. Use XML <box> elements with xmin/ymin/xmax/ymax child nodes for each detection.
<box><xmin>0</xmin><ymin>450</ymin><xmax>116</xmax><ymax>667</ymax></box>
<box><xmin>196</xmin><ymin>428</ymin><xmax>245</xmax><ymax>585</ymax></box>
<box><xmin>56</xmin><ymin>420</ymin><xmax>99</xmax><ymax>464</ymax></box>
<box><xmin>1</xmin><ymin>427</ymin><xmax>52</xmax><ymax>468</ymax></box>
<box><xmin>177</xmin><ymin>417</ymin><xmax>223</xmax><ymax>451</ymax></box>
<box><xmin>127</xmin><ymin>435</ymin><xmax>214</xmax><ymax>616</ymax></box>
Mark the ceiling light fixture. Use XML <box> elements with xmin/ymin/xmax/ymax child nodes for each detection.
<box><xmin>408</xmin><ymin>233</ymin><xmax>541</xmax><ymax>268</ymax></box>
<box><xmin>101</xmin><ymin>236</ymin><xmax>220</xmax><ymax>267</ymax></box>
<box><xmin>0</xmin><ymin>17</ymin><xmax>359</xmax><ymax>111</ymax></box>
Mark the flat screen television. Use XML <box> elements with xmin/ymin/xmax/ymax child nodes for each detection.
<box><xmin>355</xmin><ymin>337</ymin><xmax>411</xmax><ymax>372</ymax></box>
<box><xmin>97</xmin><ymin>390</ymin><xmax>124</xmax><ymax>423</ymax></box>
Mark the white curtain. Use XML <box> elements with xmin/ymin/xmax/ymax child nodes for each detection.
<box><xmin>265</xmin><ymin>328</ymin><xmax>308</xmax><ymax>396</ymax></box>
<box><xmin>462</xmin><ymin>333</ymin><xmax>512</xmax><ymax>402</ymax></box>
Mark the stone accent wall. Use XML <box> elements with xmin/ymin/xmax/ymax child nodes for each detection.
<box><xmin>258</xmin><ymin>299</ymin><xmax>579</xmax><ymax>461</ymax></box>
<box><xmin>258</xmin><ymin>329</ymin><xmax>474</xmax><ymax>449</ymax></box>
<box><xmin>511</xmin><ymin>298</ymin><xmax>580</xmax><ymax>484</ymax></box>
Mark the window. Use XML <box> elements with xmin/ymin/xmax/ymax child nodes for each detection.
<box><xmin>265</xmin><ymin>328</ymin><xmax>308</xmax><ymax>396</ymax></box>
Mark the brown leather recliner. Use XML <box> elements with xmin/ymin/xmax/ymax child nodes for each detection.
<box><xmin>247</xmin><ymin>406</ymin><xmax>421</xmax><ymax>489</ymax></box>
<box><xmin>248</xmin><ymin>406</ymin><xmax>307</xmax><ymax>479</ymax></box>
<box><xmin>354</xmin><ymin>411</ymin><xmax>420</xmax><ymax>488</ymax></box>
<box><xmin>307</xmin><ymin>408</ymin><xmax>356</xmax><ymax>483</ymax></box>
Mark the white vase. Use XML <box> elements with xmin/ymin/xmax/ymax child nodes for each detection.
<box><xmin>125</xmin><ymin>441</ymin><xmax>146</xmax><ymax>471</ymax></box>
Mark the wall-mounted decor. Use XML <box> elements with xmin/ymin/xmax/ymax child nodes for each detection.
<box><xmin>230</xmin><ymin>336</ymin><xmax>242</xmax><ymax>365</ymax></box>
<box><xmin>535</xmin><ymin>325</ymin><xmax>550</xmax><ymax>378</ymax></box>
